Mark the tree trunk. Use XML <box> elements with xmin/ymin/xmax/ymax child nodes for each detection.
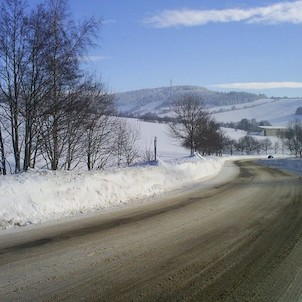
<box><xmin>0</xmin><ymin>125</ymin><xmax>6</xmax><ymax>175</ymax></box>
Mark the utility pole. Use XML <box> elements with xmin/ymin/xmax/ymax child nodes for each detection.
<box><xmin>154</xmin><ymin>136</ymin><xmax>157</xmax><ymax>162</ymax></box>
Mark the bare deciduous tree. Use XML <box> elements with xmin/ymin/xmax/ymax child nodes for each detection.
<box><xmin>0</xmin><ymin>0</ymin><xmax>102</xmax><ymax>172</ymax></box>
<box><xmin>235</xmin><ymin>135</ymin><xmax>261</xmax><ymax>155</ymax></box>
<box><xmin>0</xmin><ymin>0</ymin><xmax>123</xmax><ymax>173</ymax></box>
<box><xmin>141</xmin><ymin>147</ymin><xmax>154</xmax><ymax>162</ymax></box>
<box><xmin>21</xmin><ymin>2</ymin><xmax>51</xmax><ymax>171</ymax></box>
<box><xmin>194</xmin><ymin>118</ymin><xmax>221</xmax><ymax>156</ymax></box>
<box><xmin>82</xmin><ymin>80</ymin><xmax>116</xmax><ymax>170</ymax></box>
<box><xmin>0</xmin><ymin>0</ymin><xmax>27</xmax><ymax>172</ymax></box>
<box><xmin>37</xmin><ymin>0</ymin><xmax>100</xmax><ymax>170</ymax></box>
<box><xmin>274</xmin><ymin>141</ymin><xmax>279</xmax><ymax>154</ymax></box>
<box><xmin>169</xmin><ymin>94</ymin><xmax>209</xmax><ymax>156</ymax></box>
<box><xmin>0</xmin><ymin>123</ymin><xmax>6</xmax><ymax>175</ymax></box>
<box><xmin>222</xmin><ymin>135</ymin><xmax>236</xmax><ymax>156</ymax></box>
<box><xmin>113</xmin><ymin>119</ymin><xmax>140</xmax><ymax>167</ymax></box>
<box><xmin>123</xmin><ymin>124</ymin><xmax>140</xmax><ymax>166</ymax></box>
<box><xmin>260</xmin><ymin>138</ymin><xmax>272</xmax><ymax>154</ymax></box>
<box><xmin>169</xmin><ymin>94</ymin><xmax>221</xmax><ymax>156</ymax></box>
<box><xmin>85</xmin><ymin>116</ymin><xmax>115</xmax><ymax>170</ymax></box>
<box><xmin>282</xmin><ymin>120</ymin><xmax>302</xmax><ymax>157</ymax></box>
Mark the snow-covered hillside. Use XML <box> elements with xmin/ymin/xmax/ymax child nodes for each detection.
<box><xmin>116</xmin><ymin>86</ymin><xmax>302</xmax><ymax>126</ymax></box>
<box><xmin>116</xmin><ymin>86</ymin><xmax>265</xmax><ymax>116</ymax></box>
<box><xmin>213</xmin><ymin>98</ymin><xmax>302</xmax><ymax>126</ymax></box>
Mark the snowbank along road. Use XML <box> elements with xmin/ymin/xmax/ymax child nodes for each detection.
<box><xmin>0</xmin><ymin>160</ymin><xmax>302</xmax><ymax>301</ymax></box>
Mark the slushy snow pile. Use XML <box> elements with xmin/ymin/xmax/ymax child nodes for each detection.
<box><xmin>0</xmin><ymin>155</ymin><xmax>224</xmax><ymax>230</ymax></box>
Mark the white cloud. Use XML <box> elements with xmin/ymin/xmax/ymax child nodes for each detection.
<box><xmin>209</xmin><ymin>82</ymin><xmax>302</xmax><ymax>90</ymax></box>
<box><xmin>145</xmin><ymin>1</ymin><xmax>302</xmax><ymax>28</ymax></box>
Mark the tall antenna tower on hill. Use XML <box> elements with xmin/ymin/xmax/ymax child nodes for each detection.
<box><xmin>169</xmin><ymin>79</ymin><xmax>173</xmax><ymax>97</ymax></box>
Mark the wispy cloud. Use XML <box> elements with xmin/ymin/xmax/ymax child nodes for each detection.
<box><xmin>103</xmin><ymin>19</ymin><xmax>116</xmax><ymax>25</ymax></box>
<box><xmin>144</xmin><ymin>1</ymin><xmax>302</xmax><ymax>28</ymax></box>
<box><xmin>80</xmin><ymin>56</ymin><xmax>111</xmax><ymax>62</ymax></box>
<box><xmin>209</xmin><ymin>82</ymin><xmax>302</xmax><ymax>90</ymax></box>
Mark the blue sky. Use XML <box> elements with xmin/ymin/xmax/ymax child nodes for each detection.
<box><xmin>69</xmin><ymin>1</ymin><xmax>302</xmax><ymax>97</ymax></box>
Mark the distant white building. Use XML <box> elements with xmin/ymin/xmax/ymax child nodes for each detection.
<box><xmin>259</xmin><ymin>126</ymin><xmax>288</xmax><ymax>137</ymax></box>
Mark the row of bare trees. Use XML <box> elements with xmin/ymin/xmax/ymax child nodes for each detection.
<box><xmin>0</xmin><ymin>0</ymin><xmax>140</xmax><ymax>175</ymax></box>
<box><xmin>224</xmin><ymin>135</ymin><xmax>276</xmax><ymax>155</ymax></box>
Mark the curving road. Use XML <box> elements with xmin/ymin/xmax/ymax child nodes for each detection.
<box><xmin>0</xmin><ymin>160</ymin><xmax>302</xmax><ymax>301</ymax></box>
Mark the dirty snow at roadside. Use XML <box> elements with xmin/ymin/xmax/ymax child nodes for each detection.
<box><xmin>0</xmin><ymin>155</ymin><xmax>225</xmax><ymax>230</ymax></box>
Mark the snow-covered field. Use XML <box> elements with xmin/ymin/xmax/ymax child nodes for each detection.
<box><xmin>127</xmin><ymin>118</ymin><xmax>258</xmax><ymax>157</ymax></box>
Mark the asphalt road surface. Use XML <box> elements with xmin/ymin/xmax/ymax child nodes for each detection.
<box><xmin>0</xmin><ymin>160</ymin><xmax>302</xmax><ymax>302</ymax></box>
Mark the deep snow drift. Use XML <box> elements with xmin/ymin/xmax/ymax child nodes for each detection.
<box><xmin>0</xmin><ymin>155</ymin><xmax>225</xmax><ymax>230</ymax></box>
